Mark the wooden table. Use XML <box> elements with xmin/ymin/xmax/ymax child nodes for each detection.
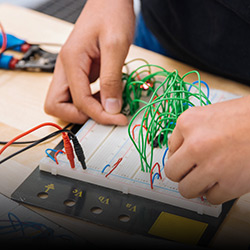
<box><xmin>0</xmin><ymin>3</ymin><xmax>250</xmax><ymax>248</ymax></box>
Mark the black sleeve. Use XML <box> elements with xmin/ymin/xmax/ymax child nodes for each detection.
<box><xmin>141</xmin><ymin>0</ymin><xmax>250</xmax><ymax>84</ymax></box>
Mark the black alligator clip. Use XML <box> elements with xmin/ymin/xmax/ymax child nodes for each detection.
<box><xmin>14</xmin><ymin>45</ymin><xmax>57</xmax><ymax>72</ymax></box>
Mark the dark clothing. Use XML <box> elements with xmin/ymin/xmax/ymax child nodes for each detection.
<box><xmin>141</xmin><ymin>0</ymin><xmax>250</xmax><ymax>84</ymax></box>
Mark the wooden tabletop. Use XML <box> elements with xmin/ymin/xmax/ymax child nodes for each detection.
<box><xmin>0</xmin><ymin>3</ymin><xmax>250</xmax><ymax>248</ymax></box>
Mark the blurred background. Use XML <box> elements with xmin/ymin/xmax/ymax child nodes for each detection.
<box><xmin>0</xmin><ymin>0</ymin><xmax>140</xmax><ymax>23</ymax></box>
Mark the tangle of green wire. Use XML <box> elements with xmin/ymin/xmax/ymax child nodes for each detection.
<box><xmin>123</xmin><ymin>61</ymin><xmax>211</xmax><ymax>173</ymax></box>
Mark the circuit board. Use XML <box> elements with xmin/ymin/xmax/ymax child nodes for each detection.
<box><xmin>39</xmin><ymin>87</ymin><xmax>239</xmax><ymax>218</ymax></box>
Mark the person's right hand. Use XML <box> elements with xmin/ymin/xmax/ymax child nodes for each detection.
<box><xmin>165</xmin><ymin>96</ymin><xmax>250</xmax><ymax>204</ymax></box>
<box><xmin>44</xmin><ymin>0</ymin><xmax>135</xmax><ymax>125</ymax></box>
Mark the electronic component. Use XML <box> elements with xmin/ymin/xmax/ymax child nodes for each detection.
<box><xmin>39</xmin><ymin>118</ymin><xmax>222</xmax><ymax>217</ymax></box>
<box><xmin>39</xmin><ymin>68</ymin><xmax>240</xmax><ymax>218</ymax></box>
<box><xmin>0</xmin><ymin>123</ymin><xmax>86</xmax><ymax>170</ymax></box>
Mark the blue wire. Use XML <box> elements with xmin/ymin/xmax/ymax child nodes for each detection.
<box><xmin>45</xmin><ymin>148</ymin><xmax>64</xmax><ymax>163</ymax></box>
<box><xmin>151</xmin><ymin>147</ymin><xmax>169</xmax><ymax>188</ymax></box>
<box><xmin>152</xmin><ymin>173</ymin><xmax>160</xmax><ymax>184</ymax></box>
<box><xmin>188</xmin><ymin>80</ymin><xmax>210</xmax><ymax>104</ymax></box>
<box><xmin>101</xmin><ymin>164</ymin><xmax>110</xmax><ymax>173</ymax></box>
<box><xmin>45</xmin><ymin>148</ymin><xmax>57</xmax><ymax>162</ymax></box>
<box><xmin>8</xmin><ymin>212</ymin><xmax>25</xmax><ymax>236</ymax></box>
<box><xmin>182</xmin><ymin>102</ymin><xmax>193</xmax><ymax>107</ymax></box>
<box><xmin>161</xmin><ymin>147</ymin><xmax>169</xmax><ymax>171</ymax></box>
<box><xmin>168</xmin><ymin>121</ymin><xmax>175</xmax><ymax>126</ymax></box>
<box><xmin>0</xmin><ymin>212</ymin><xmax>74</xmax><ymax>242</ymax></box>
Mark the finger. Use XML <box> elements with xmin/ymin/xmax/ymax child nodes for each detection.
<box><xmin>64</xmin><ymin>53</ymin><xmax>128</xmax><ymax>125</ymax></box>
<box><xmin>49</xmin><ymin>101</ymin><xmax>89</xmax><ymax>124</ymax></box>
<box><xmin>168</xmin><ymin>126</ymin><xmax>184</xmax><ymax>158</ymax></box>
<box><xmin>99</xmin><ymin>36</ymin><xmax>129</xmax><ymax>114</ymax></box>
<box><xmin>88</xmin><ymin>58</ymin><xmax>100</xmax><ymax>83</ymax></box>
<box><xmin>205</xmin><ymin>183</ymin><xmax>233</xmax><ymax>205</ymax></box>
<box><xmin>178</xmin><ymin>166</ymin><xmax>217</xmax><ymax>199</ymax></box>
<box><xmin>164</xmin><ymin>142</ymin><xmax>197</xmax><ymax>182</ymax></box>
<box><xmin>44</xmin><ymin>56</ymin><xmax>88</xmax><ymax>124</ymax></box>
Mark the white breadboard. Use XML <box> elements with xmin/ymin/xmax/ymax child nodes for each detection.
<box><xmin>39</xmin><ymin>88</ymin><xmax>239</xmax><ymax>218</ymax></box>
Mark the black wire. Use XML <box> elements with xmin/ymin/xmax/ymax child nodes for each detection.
<box><xmin>0</xmin><ymin>139</ymin><xmax>37</xmax><ymax>145</ymax></box>
<box><xmin>0</xmin><ymin>123</ymin><xmax>73</xmax><ymax>145</ymax></box>
<box><xmin>0</xmin><ymin>128</ymin><xmax>76</xmax><ymax>165</ymax></box>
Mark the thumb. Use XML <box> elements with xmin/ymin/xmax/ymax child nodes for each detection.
<box><xmin>101</xmin><ymin>73</ymin><xmax>123</xmax><ymax>114</ymax></box>
<box><xmin>100</xmin><ymin>38</ymin><xmax>129</xmax><ymax>114</ymax></box>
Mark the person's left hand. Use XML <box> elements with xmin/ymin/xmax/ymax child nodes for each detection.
<box><xmin>164</xmin><ymin>95</ymin><xmax>250</xmax><ymax>204</ymax></box>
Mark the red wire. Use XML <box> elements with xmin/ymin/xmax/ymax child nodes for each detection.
<box><xmin>150</xmin><ymin>162</ymin><xmax>162</xmax><ymax>189</ymax></box>
<box><xmin>0</xmin><ymin>23</ymin><xmax>7</xmax><ymax>54</ymax></box>
<box><xmin>132</xmin><ymin>124</ymin><xmax>148</xmax><ymax>143</ymax></box>
<box><xmin>0</xmin><ymin>122</ymin><xmax>64</xmax><ymax>155</ymax></box>
<box><xmin>105</xmin><ymin>157</ymin><xmax>123</xmax><ymax>178</ymax></box>
<box><xmin>135</xmin><ymin>71</ymin><xmax>141</xmax><ymax>81</ymax></box>
<box><xmin>54</xmin><ymin>150</ymin><xmax>65</xmax><ymax>164</ymax></box>
<box><xmin>0</xmin><ymin>122</ymin><xmax>76</xmax><ymax>168</ymax></box>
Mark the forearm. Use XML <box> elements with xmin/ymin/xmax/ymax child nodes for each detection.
<box><xmin>76</xmin><ymin>0</ymin><xmax>135</xmax><ymax>29</ymax></box>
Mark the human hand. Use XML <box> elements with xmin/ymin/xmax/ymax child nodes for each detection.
<box><xmin>44</xmin><ymin>0</ymin><xmax>135</xmax><ymax>125</ymax></box>
<box><xmin>165</xmin><ymin>96</ymin><xmax>250</xmax><ymax>204</ymax></box>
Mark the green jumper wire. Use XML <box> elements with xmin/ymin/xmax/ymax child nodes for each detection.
<box><xmin>122</xmin><ymin>63</ymin><xmax>210</xmax><ymax>172</ymax></box>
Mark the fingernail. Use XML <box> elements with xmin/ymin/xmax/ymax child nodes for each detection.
<box><xmin>104</xmin><ymin>98</ymin><xmax>121</xmax><ymax>114</ymax></box>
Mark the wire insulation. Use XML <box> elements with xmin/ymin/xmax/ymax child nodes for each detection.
<box><xmin>123</xmin><ymin>62</ymin><xmax>210</xmax><ymax>172</ymax></box>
